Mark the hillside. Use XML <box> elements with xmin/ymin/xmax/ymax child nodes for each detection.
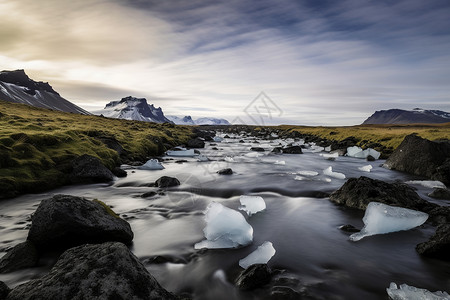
<box><xmin>0</xmin><ymin>100</ymin><xmax>192</xmax><ymax>198</ymax></box>
<box><xmin>362</xmin><ymin>108</ymin><xmax>450</xmax><ymax>124</ymax></box>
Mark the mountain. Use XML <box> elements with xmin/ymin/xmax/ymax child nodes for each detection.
<box><xmin>0</xmin><ymin>69</ymin><xmax>90</xmax><ymax>114</ymax></box>
<box><xmin>96</xmin><ymin>96</ymin><xmax>173</xmax><ymax>123</ymax></box>
<box><xmin>362</xmin><ymin>108</ymin><xmax>450</xmax><ymax>124</ymax></box>
<box><xmin>167</xmin><ymin>115</ymin><xmax>230</xmax><ymax>125</ymax></box>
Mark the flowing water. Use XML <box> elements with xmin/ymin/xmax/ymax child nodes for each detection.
<box><xmin>1</xmin><ymin>134</ymin><xmax>449</xmax><ymax>299</ymax></box>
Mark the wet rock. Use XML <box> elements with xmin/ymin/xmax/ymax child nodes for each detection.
<box><xmin>6</xmin><ymin>242</ymin><xmax>178</xmax><ymax>300</ymax></box>
<box><xmin>270</xmin><ymin>286</ymin><xmax>302</xmax><ymax>300</ymax></box>
<box><xmin>27</xmin><ymin>195</ymin><xmax>133</xmax><ymax>251</ymax></box>
<box><xmin>70</xmin><ymin>154</ymin><xmax>114</xmax><ymax>183</ymax></box>
<box><xmin>250</xmin><ymin>147</ymin><xmax>265</xmax><ymax>152</ymax></box>
<box><xmin>217</xmin><ymin>168</ymin><xmax>233</xmax><ymax>175</ymax></box>
<box><xmin>329</xmin><ymin>176</ymin><xmax>430</xmax><ymax>211</ymax></box>
<box><xmin>0</xmin><ymin>241</ymin><xmax>38</xmax><ymax>273</ymax></box>
<box><xmin>141</xmin><ymin>191</ymin><xmax>157</xmax><ymax>198</ymax></box>
<box><xmin>366</xmin><ymin>155</ymin><xmax>376</xmax><ymax>162</ymax></box>
<box><xmin>211</xmin><ymin>147</ymin><xmax>219</xmax><ymax>150</ymax></box>
<box><xmin>282</xmin><ymin>146</ymin><xmax>303</xmax><ymax>154</ymax></box>
<box><xmin>425</xmin><ymin>206</ymin><xmax>450</xmax><ymax>225</ymax></box>
<box><xmin>0</xmin><ymin>281</ymin><xmax>10</xmax><ymax>300</ymax></box>
<box><xmin>339</xmin><ymin>224</ymin><xmax>360</xmax><ymax>233</ymax></box>
<box><xmin>235</xmin><ymin>264</ymin><xmax>272</xmax><ymax>290</ymax></box>
<box><xmin>428</xmin><ymin>188</ymin><xmax>450</xmax><ymax>200</ymax></box>
<box><xmin>186</xmin><ymin>138</ymin><xmax>205</xmax><ymax>148</ymax></box>
<box><xmin>112</xmin><ymin>167</ymin><xmax>127</xmax><ymax>178</ymax></box>
<box><xmin>155</xmin><ymin>176</ymin><xmax>180</xmax><ymax>188</ymax></box>
<box><xmin>416</xmin><ymin>223</ymin><xmax>450</xmax><ymax>261</ymax></box>
<box><xmin>272</xmin><ymin>147</ymin><xmax>283</xmax><ymax>154</ymax></box>
<box><xmin>384</xmin><ymin>134</ymin><xmax>450</xmax><ymax>185</ymax></box>
<box><xmin>239</xmin><ymin>140</ymin><xmax>245</xmax><ymax>143</ymax></box>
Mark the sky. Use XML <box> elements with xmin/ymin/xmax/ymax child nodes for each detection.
<box><xmin>1</xmin><ymin>0</ymin><xmax>450</xmax><ymax>125</ymax></box>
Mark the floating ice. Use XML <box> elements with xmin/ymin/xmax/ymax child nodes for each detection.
<box><xmin>166</xmin><ymin>148</ymin><xmax>196</xmax><ymax>157</ymax></box>
<box><xmin>350</xmin><ymin>202</ymin><xmax>429</xmax><ymax>241</ymax></box>
<box><xmin>197</xmin><ymin>154</ymin><xmax>209</xmax><ymax>162</ymax></box>
<box><xmin>239</xmin><ymin>195</ymin><xmax>266</xmax><ymax>216</ymax></box>
<box><xmin>346</xmin><ymin>146</ymin><xmax>380</xmax><ymax>160</ymax></box>
<box><xmin>406</xmin><ymin>180</ymin><xmax>446</xmax><ymax>189</ymax></box>
<box><xmin>139</xmin><ymin>159</ymin><xmax>164</xmax><ymax>170</ymax></box>
<box><xmin>310</xmin><ymin>145</ymin><xmax>324</xmax><ymax>153</ymax></box>
<box><xmin>323</xmin><ymin>166</ymin><xmax>346</xmax><ymax>179</ymax></box>
<box><xmin>387</xmin><ymin>282</ymin><xmax>449</xmax><ymax>300</ymax></box>
<box><xmin>213</xmin><ymin>136</ymin><xmax>223</xmax><ymax>142</ymax></box>
<box><xmin>194</xmin><ymin>202</ymin><xmax>253</xmax><ymax>249</ymax></box>
<box><xmin>294</xmin><ymin>175</ymin><xmax>307</xmax><ymax>181</ymax></box>
<box><xmin>325</xmin><ymin>146</ymin><xmax>331</xmax><ymax>152</ymax></box>
<box><xmin>274</xmin><ymin>160</ymin><xmax>285</xmax><ymax>165</ymax></box>
<box><xmin>244</xmin><ymin>152</ymin><xmax>263</xmax><ymax>158</ymax></box>
<box><xmin>358</xmin><ymin>165</ymin><xmax>373</xmax><ymax>172</ymax></box>
<box><xmin>320</xmin><ymin>152</ymin><xmax>339</xmax><ymax>159</ymax></box>
<box><xmin>298</xmin><ymin>171</ymin><xmax>319</xmax><ymax>176</ymax></box>
<box><xmin>224</xmin><ymin>156</ymin><xmax>235</xmax><ymax>162</ymax></box>
<box><xmin>239</xmin><ymin>241</ymin><xmax>276</xmax><ymax>269</ymax></box>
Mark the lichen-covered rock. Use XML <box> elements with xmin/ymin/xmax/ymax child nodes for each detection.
<box><xmin>154</xmin><ymin>176</ymin><xmax>180</xmax><ymax>188</ymax></box>
<box><xmin>416</xmin><ymin>224</ymin><xmax>450</xmax><ymax>261</ymax></box>
<box><xmin>71</xmin><ymin>154</ymin><xmax>114</xmax><ymax>183</ymax></box>
<box><xmin>6</xmin><ymin>242</ymin><xmax>178</xmax><ymax>300</ymax></box>
<box><xmin>0</xmin><ymin>241</ymin><xmax>38</xmax><ymax>273</ymax></box>
<box><xmin>235</xmin><ymin>264</ymin><xmax>272</xmax><ymax>290</ymax></box>
<box><xmin>27</xmin><ymin>195</ymin><xmax>133</xmax><ymax>251</ymax></box>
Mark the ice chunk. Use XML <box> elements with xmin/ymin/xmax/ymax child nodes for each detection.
<box><xmin>244</xmin><ymin>152</ymin><xmax>263</xmax><ymax>158</ymax></box>
<box><xmin>239</xmin><ymin>241</ymin><xmax>276</xmax><ymax>269</ymax></box>
<box><xmin>298</xmin><ymin>171</ymin><xmax>319</xmax><ymax>176</ymax></box>
<box><xmin>365</xmin><ymin>148</ymin><xmax>381</xmax><ymax>160</ymax></box>
<box><xmin>311</xmin><ymin>145</ymin><xmax>324</xmax><ymax>153</ymax></box>
<box><xmin>197</xmin><ymin>154</ymin><xmax>209</xmax><ymax>162</ymax></box>
<box><xmin>213</xmin><ymin>136</ymin><xmax>223</xmax><ymax>142</ymax></box>
<box><xmin>350</xmin><ymin>202</ymin><xmax>428</xmax><ymax>241</ymax></box>
<box><xmin>166</xmin><ymin>148</ymin><xmax>196</xmax><ymax>157</ymax></box>
<box><xmin>347</xmin><ymin>146</ymin><xmax>364</xmax><ymax>157</ymax></box>
<box><xmin>294</xmin><ymin>175</ymin><xmax>307</xmax><ymax>181</ymax></box>
<box><xmin>320</xmin><ymin>152</ymin><xmax>339</xmax><ymax>159</ymax></box>
<box><xmin>325</xmin><ymin>146</ymin><xmax>331</xmax><ymax>152</ymax></box>
<box><xmin>194</xmin><ymin>202</ymin><xmax>253</xmax><ymax>249</ymax></box>
<box><xmin>323</xmin><ymin>166</ymin><xmax>346</xmax><ymax>179</ymax></box>
<box><xmin>387</xmin><ymin>282</ymin><xmax>449</xmax><ymax>300</ymax></box>
<box><xmin>224</xmin><ymin>156</ymin><xmax>235</xmax><ymax>162</ymax></box>
<box><xmin>139</xmin><ymin>159</ymin><xmax>164</xmax><ymax>170</ymax></box>
<box><xmin>346</xmin><ymin>146</ymin><xmax>380</xmax><ymax>159</ymax></box>
<box><xmin>358</xmin><ymin>165</ymin><xmax>373</xmax><ymax>172</ymax></box>
<box><xmin>406</xmin><ymin>180</ymin><xmax>446</xmax><ymax>189</ymax></box>
<box><xmin>239</xmin><ymin>195</ymin><xmax>266</xmax><ymax>216</ymax></box>
<box><xmin>274</xmin><ymin>160</ymin><xmax>285</xmax><ymax>165</ymax></box>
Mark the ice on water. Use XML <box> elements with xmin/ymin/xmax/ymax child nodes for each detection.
<box><xmin>239</xmin><ymin>241</ymin><xmax>276</xmax><ymax>269</ymax></box>
<box><xmin>244</xmin><ymin>152</ymin><xmax>263</xmax><ymax>158</ymax></box>
<box><xmin>347</xmin><ymin>146</ymin><xmax>380</xmax><ymax>160</ymax></box>
<box><xmin>139</xmin><ymin>159</ymin><xmax>164</xmax><ymax>170</ymax></box>
<box><xmin>197</xmin><ymin>154</ymin><xmax>209</xmax><ymax>162</ymax></box>
<box><xmin>350</xmin><ymin>202</ymin><xmax>429</xmax><ymax>241</ymax></box>
<box><xmin>323</xmin><ymin>166</ymin><xmax>346</xmax><ymax>179</ymax></box>
<box><xmin>298</xmin><ymin>171</ymin><xmax>319</xmax><ymax>177</ymax></box>
<box><xmin>358</xmin><ymin>165</ymin><xmax>373</xmax><ymax>172</ymax></box>
<box><xmin>406</xmin><ymin>180</ymin><xmax>446</xmax><ymax>189</ymax></box>
<box><xmin>213</xmin><ymin>136</ymin><xmax>223</xmax><ymax>142</ymax></box>
<box><xmin>320</xmin><ymin>152</ymin><xmax>339</xmax><ymax>159</ymax></box>
<box><xmin>194</xmin><ymin>202</ymin><xmax>253</xmax><ymax>249</ymax></box>
<box><xmin>166</xmin><ymin>148</ymin><xmax>196</xmax><ymax>157</ymax></box>
<box><xmin>239</xmin><ymin>195</ymin><xmax>266</xmax><ymax>216</ymax></box>
<box><xmin>274</xmin><ymin>160</ymin><xmax>286</xmax><ymax>165</ymax></box>
<box><xmin>387</xmin><ymin>282</ymin><xmax>449</xmax><ymax>300</ymax></box>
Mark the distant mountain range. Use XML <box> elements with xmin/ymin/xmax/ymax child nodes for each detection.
<box><xmin>0</xmin><ymin>69</ymin><xmax>90</xmax><ymax>115</ymax></box>
<box><xmin>363</xmin><ymin>108</ymin><xmax>450</xmax><ymax>124</ymax></box>
<box><xmin>167</xmin><ymin>115</ymin><xmax>230</xmax><ymax>125</ymax></box>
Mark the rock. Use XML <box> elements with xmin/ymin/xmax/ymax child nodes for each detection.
<box><xmin>112</xmin><ymin>167</ymin><xmax>127</xmax><ymax>178</ymax></box>
<box><xmin>416</xmin><ymin>224</ymin><xmax>450</xmax><ymax>261</ymax></box>
<box><xmin>0</xmin><ymin>281</ymin><xmax>10</xmax><ymax>300</ymax></box>
<box><xmin>0</xmin><ymin>241</ymin><xmax>38</xmax><ymax>273</ymax></box>
<box><xmin>27</xmin><ymin>195</ymin><xmax>133</xmax><ymax>251</ymax></box>
<box><xmin>329</xmin><ymin>176</ymin><xmax>430</xmax><ymax>211</ymax></box>
<box><xmin>384</xmin><ymin>134</ymin><xmax>450</xmax><ymax>185</ymax></box>
<box><xmin>239</xmin><ymin>140</ymin><xmax>245</xmax><ymax>143</ymax></box>
<box><xmin>70</xmin><ymin>154</ymin><xmax>114</xmax><ymax>183</ymax></box>
<box><xmin>141</xmin><ymin>191</ymin><xmax>157</xmax><ymax>198</ymax></box>
<box><xmin>250</xmin><ymin>147</ymin><xmax>265</xmax><ymax>152</ymax></box>
<box><xmin>217</xmin><ymin>168</ymin><xmax>233</xmax><ymax>175</ymax></box>
<box><xmin>154</xmin><ymin>176</ymin><xmax>180</xmax><ymax>188</ymax></box>
<box><xmin>235</xmin><ymin>264</ymin><xmax>272</xmax><ymax>290</ymax></box>
<box><xmin>366</xmin><ymin>155</ymin><xmax>376</xmax><ymax>161</ymax></box>
<box><xmin>424</xmin><ymin>206</ymin><xmax>450</xmax><ymax>225</ymax></box>
<box><xmin>270</xmin><ymin>286</ymin><xmax>302</xmax><ymax>300</ymax></box>
<box><xmin>339</xmin><ymin>224</ymin><xmax>360</xmax><ymax>233</ymax></box>
<box><xmin>282</xmin><ymin>146</ymin><xmax>303</xmax><ymax>154</ymax></box>
<box><xmin>6</xmin><ymin>242</ymin><xmax>178</xmax><ymax>300</ymax></box>
<box><xmin>428</xmin><ymin>188</ymin><xmax>450</xmax><ymax>200</ymax></box>
<box><xmin>224</xmin><ymin>135</ymin><xmax>230</xmax><ymax>138</ymax></box>
<box><xmin>186</xmin><ymin>138</ymin><xmax>205</xmax><ymax>148</ymax></box>
<box><xmin>97</xmin><ymin>137</ymin><xmax>125</xmax><ymax>156</ymax></box>
<box><xmin>211</xmin><ymin>147</ymin><xmax>219</xmax><ymax>150</ymax></box>
<box><xmin>272</xmin><ymin>147</ymin><xmax>283</xmax><ymax>154</ymax></box>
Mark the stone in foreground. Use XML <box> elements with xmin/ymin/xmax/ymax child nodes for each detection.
<box><xmin>235</xmin><ymin>264</ymin><xmax>272</xmax><ymax>290</ymax></box>
<box><xmin>70</xmin><ymin>154</ymin><xmax>115</xmax><ymax>183</ymax></box>
<box><xmin>0</xmin><ymin>241</ymin><xmax>38</xmax><ymax>273</ymax></box>
<box><xmin>416</xmin><ymin>223</ymin><xmax>450</xmax><ymax>261</ymax></box>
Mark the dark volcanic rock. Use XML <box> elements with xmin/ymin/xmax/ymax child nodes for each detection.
<box><xmin>271</xmin><ymin>147</ymin><xmax>283</xmax><ymax>154</ymax></box>
<box><xmin>270</xmin><ymin>286</ymin><xmax>302</xmax><ymax>300</ymax></box>
<box><xmin>0</xmin><ymin>241</ymin><xmax>38</xmax><ymax>273</ymax></box>
<box><xmin>329</xmin><ymin>176</ymin><xmax>430</xmax><ymax>211</ymax></box>
<box><xmin>0</xmin><ymin>281</ymin><xmax>9</xmax><ymax>300</ymax></box>
<box><xmin>282</xmin><ymin>146</ymin><xmax>303</xmax><ymax>154</ymax></box>
<box><xmin>217</xmin><ymin>168</ymin><xmax>233</xmax><ymax>175</ymax></box>
<box><xmin>339</xmin><ymin>224</ymin><xmax>360</xmax><ymax>233</ymax></box>
<box><xmin>27</xmin><ymin>195</ymin><xmax>133</xmax><ymax>251</ymax></box>
<box><xmin>366</xmin><ymin>155</ymin><xmax>376</xmax><ymax>162</ymax></box>
<box><xmin>384</xmin><ymin>134</ymin><xmax>450</xmax><ymax>185</ymax></box>
<box><xmin>155</xmin><ymin>176</ymin><xmax>180</xmax><ymax>188</ymax></box>
<box><xmin>250</xmin><ymin>147</ymin><xmax>265</xmax><ymax>152</ymax></box>
<box><xmin>416</xmin><ymin>224</ymin><xmax>450</xmax><ymax>261</ymax></box>
<box><xmin>141</xmin><ymin>191</ymin><xmax>157</xmax><ymax>198</ymax></box>
<box><xmin>112</xmin><ymin>167</ymin><xmax>127</xmax><ymax>178</ymax></box>
<box><xmin>6</xmin><ymin>242</ymin><xmax>178</xmax><ymax>300</ymax></box>
<box><xmin>428</xmin><ymin>188</ymin><xmax>450</xmax><ymax>200</ymax></box>
<box><xmin>235</xmin><ymin>264</ymin><xmax>272</xmax><ymax>290</ymax></box>
<box><xmin>186</xmin><ymin>138</ymin><xmax>205</xmax><ymax>148</ymax></box>
<box><xmin>71</xmin><ymin>154</ymin><xmax>114</xmax><ymax>183</ymax></box>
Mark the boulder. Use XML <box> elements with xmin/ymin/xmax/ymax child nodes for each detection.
<box><xmin>338</xmin><ymin>224</ymin><xmax>360</xmax><ymax>233</ymax></box>
<box><xmin>235</xmin><ymin>264</ymin><xmax>272</xmax><ymax>290</ymax></box>
<box><xmin>282</xmin><ymin>146</ymin><xmax>303</xmax><ymax>154</ymax></box>
<box><xmin>71</xmin><ymin>154</ymin><xmax>114</xmax><ymax>183</ymax></box>
<box><xmin>428</xmin><ymin>188</ymin><xmax>450</xmax><ymax>200</ymax></box>
<box><xmin>186</xmin><ymin>138</ymin><xmax>205</xmax><ymax>148</ymax></box>
<box><xmin>250</xmin><ymin>147</ymin><xmax>265</xmax><ymax>152</ymax></box>
<box><xmin>384</xmin><ymin>135</ymin><xmax>450</xmax><ymax>185</ymax></box>
<box><xmin>271</xmin><ymin>147</ymin><xmax>283</xmax><ymax>154</ymax></box>
<box><xmin>217</xmin><ymin>168</ymin><xmax>233</xmax><ymax>175</ymax></box>
<box><xmin>270</xmin><ymin>286</ymin><xmax>302</xmax><ymax>300</ymax></box>
<box><xmin>0</xmin><ymin>241</ymin><xmax>38</xmax><ymax>273</ymax></box>
<box><xmin>6</xmin><ymin>242</ymin><xmax>178</xmax><ymax>300</ymax></box>
<box><xmin>27</xmin><ymin>195</ymin><xmax>133</xmax><ymax>251</ymax></box>
<box><xmin>416</xmin><ymin>224</ymin><xmax>450</xmax><ymax>261</ymax></box>
<box><xmin>0</xmin><ymin>281</ymin><xmax>10</xmax><ymax>300</ymax></box>
<box><xmin>112</xmin><ymin>167</ymin><xmax>127</xmax><ymax>178</ymax></box>
<box><xmin>154</xmin><ymin>176</ymin><xmax>180</xmax><ymax>188</ymax></box>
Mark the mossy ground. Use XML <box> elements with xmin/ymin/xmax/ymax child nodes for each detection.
<box><xmin>0</xmin><ymin>100</ymin><xmax>192</xmax><ymax>198</ymax></box>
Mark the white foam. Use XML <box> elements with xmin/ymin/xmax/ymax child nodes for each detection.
<box><xmin>239</xmin><ymin>195</ymin><xmax>266</xmax><ymax>216</ymax></box>
<box><xmin>239</xmin><ymin>241</ymin><xmax>276</xmax><ymax>269</ymax></box>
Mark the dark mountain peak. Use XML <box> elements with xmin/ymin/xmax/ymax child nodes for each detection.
<box><xmin>363</xmin><ymin>108</ymin><xmax>450</xmax><ymax>124</ymax></box>
<box><xmin>0</xmin><ymin>69</ymin><xmax>58</xmax><ymax>95</ymax></box>
<box><xmin>182</xmin><ymin>116</ymin><xmax>193</xmax><ymax>122</ymax></box>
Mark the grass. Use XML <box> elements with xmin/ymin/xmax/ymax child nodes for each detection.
<box><xmin>0</xmin><ymin>100</ymin><xmax>193</xmax><ymax>198</ymax></box>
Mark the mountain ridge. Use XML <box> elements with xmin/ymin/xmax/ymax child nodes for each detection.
<box><xmin>167</xmin><ymin>115</ymin><xmax>230</xmax><ymax>125</ymax></box>
<box><xmin>362</xmin><ymin>108</ymin><xmax>450</xmax><ymax>124</ymax></box>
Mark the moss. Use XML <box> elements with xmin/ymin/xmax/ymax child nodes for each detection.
<box><xmin>92</xmin><ymin>199</ymin><xmax>120</xmax><ymax>219</ymax></box>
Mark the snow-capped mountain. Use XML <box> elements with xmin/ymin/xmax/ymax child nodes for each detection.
<box><xmin>0</xmin><ymin>69</ymin><xmax>90</xmax><ymax>114</ymax></box>
<box><xmin>362</xmin><ymin>108</ymin><xmax>450</xmax><ymax>124</ymax></box>
<box><xmin>96</xmin><ymin>96</ymin><xmax>173</xmax><ymax>123</ymax></box>
<box><xmin>167</xmin><ymin>115</ymin><xmax>230</xmax><ymax>125</ymax></box>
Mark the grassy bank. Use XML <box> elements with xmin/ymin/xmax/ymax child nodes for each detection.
<box><xmin>0</xmin><ymin>100</ymin><xmax>192</xmax><ymax>198</ymax></box>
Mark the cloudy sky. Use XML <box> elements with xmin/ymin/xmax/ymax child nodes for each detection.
<box><xmin>1</xmin><ymin>0</ymin><xmax>450</xmax><ymax>125</ymax></box>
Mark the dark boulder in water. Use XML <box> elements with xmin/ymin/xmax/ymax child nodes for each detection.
<box><xmin>217</xmin><ymin>168</ymin><xmax>233</xmax><ymax>175</ymax></box>
<box><xmin>186</xmin><ymin>138</ymin><xmax>205</xmax><ymax>148</ymax></box>
<box><xmin>384</xmin><ymin>134</ymin><xmax>450</xmax><ymax>185</ymax></box>
<box><xmin>428</xmin><ymin>188</ymin><xmax>450</xmax><ymax>200</ymax></box>
<box><xmin>27</xmin><ymin>195</ymin><xmax>133</xmax><ymax>251</ymax></box>
<box><xmin>6</xmin><ymin>242</ymin><xmax>178</xmax><ymax>300</ymax></box>
<box><xmin>112</xmin><ymin>167</ymin><xmax>127</xmax><ymax>178</ymax></box>
<box><xmin>0</xmin><ymin>241</ymin><xmax>38</xmax><ymax>273</ymax></box>
<box><xmin>250</xmin><ymin>147</ymin><xmax>265</xmax><ymax>152</ymax></box>
<box><xmin>235</xmin><ymin>264</ymin><xmax>272</xmax><ymax>290</ymax></box>
<box><xmin>70</xmin><ymin>154</ymin><xmax>114</xmax><ymax>183</ymax></box>
<box><xmin>282</xmin><ymin>146</ymin><xmax>303</xmax><ymax>154</ymax></box>
<box><xmin>155</xmin><ymin>176</ymin><xmax>180</xmax><ymax>188</ymax></box>
<box><xmin>416</xmin><ymin>223</ymin><xmax>450</xmax><ymax>261</ymax></box>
